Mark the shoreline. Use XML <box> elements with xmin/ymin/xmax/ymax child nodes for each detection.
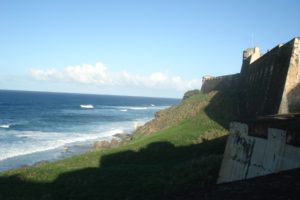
<box><xmin>0</xmin><ymin>132</ymin><xmax>133</xmax><ymax>172</ymax></box>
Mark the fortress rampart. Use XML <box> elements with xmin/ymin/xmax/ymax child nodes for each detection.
<box><xmin>239</xmin><ymin>37</ymin><xmax>300</xmax><ymax>118</ymax></box>
<box><xmin>200</xmin><ymin>74</ymin><xmax>239</xmax><ymax>93</ymax></box>
<box><xmin>201</xmin><ymin>37</ymin><xmax>300</xmax><ymax>118</ymax></box>
<box><xmin>208</xmin><ymin>37</ymin><xmax>300</xmax><ymax>183</ymax></box>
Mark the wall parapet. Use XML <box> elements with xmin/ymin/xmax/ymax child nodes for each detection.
<box><xmin>201</xmin><ymin>73</ymin><xmax>239</xmax><ymax>93</ymax></box>
<box><xmin>202</xmin><ymin>74</ymin><xmax>240</xmax><ymax>82</ymax></box>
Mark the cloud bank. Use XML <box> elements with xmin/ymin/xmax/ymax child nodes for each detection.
<box><xmin>29</xmin><ymin>62</ymin><xmax>202</xmax><ymax>92</ymax></box>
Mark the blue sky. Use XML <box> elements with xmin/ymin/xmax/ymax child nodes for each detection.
<box><xmin>0</xmin><ymin>0</ymin><xmax>299</xmax><ymax>98</ymax></box>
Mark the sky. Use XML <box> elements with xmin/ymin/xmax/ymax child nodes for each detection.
<box><xmin>0</xmin><ymin>0</ymin><xmax>300</xmax><ymax>98</ymax></box>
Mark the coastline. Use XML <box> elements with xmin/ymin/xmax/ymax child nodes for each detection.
<box><xmin>0</xmin><ymin>131</ymin><xmax>133</xmax><ymax>172</ymax></box>
<box><xmin>0</xmin><ymin>110</ymin><xmax>165</xmax><ymax>172</ymax></box>
<box><xmin>0</xmin><ymin>90</ymin><xmax>179</xmax><ymax>172</ymax></box>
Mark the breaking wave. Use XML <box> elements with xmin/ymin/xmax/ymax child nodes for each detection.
<box><xmin>0</xmin><ymin>124</ymin><xmax>10</xmax><ymax>129</ymax></box>
<box><xmin>80</xmin><ymin>104</ymin><xmax>94</xmax><ymax>109</ymax></box>
<box><xmin>0</xmin><ymin>128</ymin><xmax>125</xmax><ymax>161</ymax></box>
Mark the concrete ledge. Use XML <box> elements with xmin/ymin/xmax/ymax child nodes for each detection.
<box><xmin>218</xmin><ymin>116</ymin><xmax>300</xmax><ymax>183</ymax></box>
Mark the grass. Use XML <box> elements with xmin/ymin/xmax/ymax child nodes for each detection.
<box><xmin>0</xmin><ymin>90</ymin><xmax>238</xmax><ymax>200</ymax></box>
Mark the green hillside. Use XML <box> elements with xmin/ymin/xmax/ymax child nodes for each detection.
<box><xmin>0</xmin><ymin>90</ymin><xmax>238</xmax><ymax>200</ymax></box>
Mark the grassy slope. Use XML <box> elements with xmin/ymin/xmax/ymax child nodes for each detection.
<box><xmin>0</xmin><ymin>91</ymin><xmax>238</xmax><ymax>200</ymax></box>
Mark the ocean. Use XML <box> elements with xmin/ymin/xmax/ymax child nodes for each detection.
<box><xmin>0</xmin><ymin>90</ymin><xmax>180</xmax><ymax>171</ymax></box>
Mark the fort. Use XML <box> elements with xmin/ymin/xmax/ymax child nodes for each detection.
<box><xmin>201</xmin><ymin>73</ymin><xmax>239</xmax><ymax>94</ymax></box>
<box><xmin>202</xmin><ymin>37</ymin><xmax>300</xmax><ymax>118</ymax></box>
<box><xmin>200</xmin><ymin>37</ymin><xmax>300</xmax><ymax>183</ymax></box>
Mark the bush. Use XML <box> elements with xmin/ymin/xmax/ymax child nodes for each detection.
<box><xmin>182</xmin><ymin>89</ymin><xmax>201</xmax><ymax>100</ymax></box>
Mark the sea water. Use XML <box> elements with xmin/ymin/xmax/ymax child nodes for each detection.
<box><xmin>0</xmin><ymin>90</ymin><xmax>179</xmax><ymax>171</ymax></box>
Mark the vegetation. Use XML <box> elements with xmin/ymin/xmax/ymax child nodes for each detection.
<box><xmin>0</xmin><ymin>90</ymin><xmax>238</xmax><ymax>200</ymax></box>
<box><xmin>182</xmin><ymin>89</ymin><xmax>201</xmax><ymax>101</ymax></box>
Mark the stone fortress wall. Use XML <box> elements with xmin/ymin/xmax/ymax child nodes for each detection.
<box><xmin>203</xmin><ymin>37</ymin><xmax>300</xmax><ymax>183</ymax></box>
<box><xmin>239</xmin><ymin>37</ymin><xmax>300</xmax><ymax>118</ymax></box>
<box><xmin>200</xmin><ymin>74</ymin><xmax>239</xmax><ymax>94</ymax></box>
<box><xmin>201</xmin><ymin>37</ymin><xmax>300</xmax><ymax>118</ymax></box>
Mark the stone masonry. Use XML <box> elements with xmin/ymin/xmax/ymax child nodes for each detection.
<box><xmin>201</xmin><ymin>37</ymin><xmax>300</xmax><ymax>119</ymax></box>
<box><xmin>215</xmin><ymin>37</ymin><xmax>300</xmax><ymax>183</ymax></box>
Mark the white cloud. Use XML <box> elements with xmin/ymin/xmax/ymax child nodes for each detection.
<box><xmin>29</xmin><ymin>68</ymin><xmax>62</xmax><ymax>81</ymax></box>
<box><xmin>29</xmin><ymin>62</ymin><xmax>202</xmax><ymax>92</ymax></box>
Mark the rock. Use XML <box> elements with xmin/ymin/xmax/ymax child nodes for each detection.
<box><xmin>113</xmin><ymin>133</ymin><xmax>131</xmax><ymax>141</ymax></box>
<box><xmin>94</xmin><ymin>140</ymin><xmax>111</xmax><ymax>149</ymax></box>
<box><xmin>110</xmin><ymin>138</ymin><xmax>120</xmax><ymax>147</ymax></box>
<box><xmin>94</xmin><ymin>133</ymin><xmax>132</xmax><ymax>150</ymax></box>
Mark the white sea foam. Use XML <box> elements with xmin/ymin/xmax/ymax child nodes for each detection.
<box><xmin>133</xmin><ymin>122</ymin><xmax>139</xmax><ymax>130</ymax></box>
<box><xmin>0</xmin><ymin>104</ymin><xmax>170</xmax><ymax>166</ymax></box>
<box><xmin>128</xmin><ymin>107</ymin><xmax>148</xmax><ymax>110</ymax></box>
<box><xmin>112</xmin><ymin>106</ymin><xmax>148</xmax><ymax>111</ymax></box>
<box><xmin>0</xmin><ymin>128</ymin><xmax>125</xmax><ymax>161</ymax></box>
<box><xmin>132</xmin><ymin>120</ymin><xmax>148</xmax><ymax>130</ymax></box>
<box><xmin>15</xmin><ymin>132</ymin><xmax>38</xmax><ymax>138</ymax></box>
<box><xmin>80</xmin><ymin>104</ymin><xmax>94</xmax><ymax>109</ymax></box>
<box><xmin>0</xmin><ymin>124</ymin><xmax>10</xmax><ymax>129</ymax></box>
<box><xmin>126</xmin><ymin>105</ymin><xmax>169</xmax><ymax>110</ymax></box>
<box><xmin>103</xmin><ymin>105</ymin><xmax>169</xmax><ymax>112</ymax></box>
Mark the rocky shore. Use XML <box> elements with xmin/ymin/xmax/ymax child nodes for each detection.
<box><xmin>93</xmin><ymin>133</ymin><xmax>132</xmax><ymax>150</ymax></box>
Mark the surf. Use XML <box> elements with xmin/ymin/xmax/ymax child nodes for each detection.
<box><xmin>0</xmin><ymin>124</ymin><xmax>10</xmax><ymax>129</ymax></box>
<box><xmin>80</xmin><ymin>104</ymin><xmax>94</xmax><ymax>109</ymax></box>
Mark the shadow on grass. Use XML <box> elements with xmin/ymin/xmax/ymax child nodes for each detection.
<box><xmin>0</xmin><ymin>136</ymin><xmax>227</xmax><ymax>200</ymax></box>
<box><xmin>204</xmin><ymin>89</ymin><xmax>239</xmax><ymax>129</ymax></box>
